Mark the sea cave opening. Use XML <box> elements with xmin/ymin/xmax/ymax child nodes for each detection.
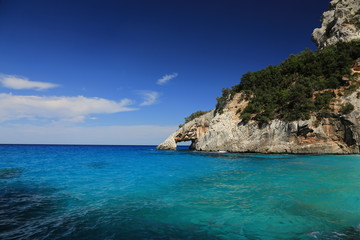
<box><xmin>176</xmin><ymin>140</ymin><xmax>193</xmax><ymax>150</ymax></box>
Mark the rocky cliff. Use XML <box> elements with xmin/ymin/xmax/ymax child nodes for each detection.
<box><xmin>158</xmin><ymin>79</ymin><xmax>360</xmax><ymax>154</ymax></box>
<box><xmin>312</xmin><ymin>0</ymin><xmax>360</xmax><ymax>48</ymax></box>
<box><xmin>158</xmin><ymin>1</ymin><xmax>360</xmax><ymax>154</ymax></box>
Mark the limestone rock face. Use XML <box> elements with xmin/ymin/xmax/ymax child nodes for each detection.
<box><xmin>312</xmin><ymin>0</ymin><xmax>360</xmax><ymax>48</ymax></box>
<box><xmin>157</xmin><ymin>91</ymin><xmax>360</xmax><ymax>154</ymax></box>
<box><xmin>157</xmin><ymin>110</ymin><xmax>215</xmax><ymax>151</ymax></box>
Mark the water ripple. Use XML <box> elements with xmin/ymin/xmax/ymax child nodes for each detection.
<box><xmin>0</xmin><ymin>145</ymin><xmax>360</xmax><ymax>239</ymax></box>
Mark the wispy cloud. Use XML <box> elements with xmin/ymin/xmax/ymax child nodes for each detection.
<box><xmin>156</xmin><ymin>73</ymin><xmax>178</xmax><ymax>85</ymax></box>
<box><xmin>0</xmin><ymin>74</ymin><xmax>59</xmax><ymax>91</ymax></box>
<box><xmin>138</xmin><ymin>90</ymin><xmax>160</xmax><ymax>106</ymax></box>
<box><xmin>0</xmin><ymin>93</ymin><xmax>136</xmax><ymax>122</ymax></box>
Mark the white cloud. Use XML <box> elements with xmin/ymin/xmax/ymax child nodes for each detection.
<box><xmin>0</xmin><ymin>74</ymin><xmax>59</xmax><ymax>90</ymax></box>
<box><xmin>156</xmin><ymin>73</ymin><xmax>178</xmax><ymax>85</ymax></box>
<box><xmin>138</xmin><ymin>90</ymin><xmax>160</xmax><ymax>106</ymax></box>
<box><xmin>0</xmin><ymin>124</ymin><xmax>178</xmax><ymax>145</ymax></box>
<box><xmin>0</xmin><ymin>93</ymin><xmax>136</xmax><ymax>122</ymax></box>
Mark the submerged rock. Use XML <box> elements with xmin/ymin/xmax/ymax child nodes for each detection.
<box><xmin>86</xmin><ymin>162</ymin><xmax>107</xmax><ymax>169</ymax></box>
<box><xmin>0</xmin><ymin>168</ymin><xmax>23</xmax><ymax>179</ymax></box>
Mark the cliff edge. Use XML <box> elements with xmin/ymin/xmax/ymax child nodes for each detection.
<box><xmin>312</xmin><ymin>0</ymin><xmax>360</xmax><ymax>48</ymax></box>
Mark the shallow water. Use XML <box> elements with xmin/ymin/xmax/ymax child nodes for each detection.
<box><xmin>1</xmin><ymin>145</ymin><xmax>360</xmax><ymax>239</ymax></box>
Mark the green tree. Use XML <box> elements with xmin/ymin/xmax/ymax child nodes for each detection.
<box><xmin>215</xmin><ymin>40</ymin><xmax>360</xmax><ymax>122</ymax></box>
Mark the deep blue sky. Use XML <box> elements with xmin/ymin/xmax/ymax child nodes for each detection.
<box><xmin>0</xmin><ymin>0</ymin><xmax>330</xmax><ymax>144</ymax></box>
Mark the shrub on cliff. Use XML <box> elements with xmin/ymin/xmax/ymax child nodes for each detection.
<box><xmin>340</xmin><ymin>103</ymin><xmax>355</xmax><ymax>115</ymax></box>
<box><xmin>179</xmin><ymin>110</ymin><xmax>210</xmax><ymax>128</ymax></box>
<box><xmin>185</xmin><ymin>110</ymin><xmax>210</xmax><ymax>123</ymax></box>
<box><xmin>349</xmin><ymin>9</ymin><xmax>360</xmax><ymax>30</ymax></box>
<box><xmin>216</xmin><ymin>40</ymin><xmax>360</xmax><ymax>122</ymax></box>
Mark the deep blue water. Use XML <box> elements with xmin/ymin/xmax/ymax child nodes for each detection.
<box><xmin>1</xmin><ymin>145</ymin><xmax>360</xmax><ymax>240</ymax></box>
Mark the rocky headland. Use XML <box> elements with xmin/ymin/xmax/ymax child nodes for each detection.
<box><xmin>158</xmin><ymin>0</ymin><xmax>360</xmax><ymax>154</ymax></box>
<box><xmin>312</xmin><ymin>0</ymin><xmax>360</xmax><ymax>48</ymax></box>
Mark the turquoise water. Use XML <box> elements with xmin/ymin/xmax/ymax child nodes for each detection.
<box><xmin>1</xmin><ymin>145</ymin><xmax>360</xmax><ymax>239</ymax></box>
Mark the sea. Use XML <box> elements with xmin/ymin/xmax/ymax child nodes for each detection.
<box><xmin>1</xmin><ymin>144</ymin><xmax>360</xmax><ymax>240</ymax></box>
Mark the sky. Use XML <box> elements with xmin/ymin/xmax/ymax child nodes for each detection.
<box><xmin>0</xmin><ymin>0</ymin><xmax>330</xmax><ymax>145</ymax></box>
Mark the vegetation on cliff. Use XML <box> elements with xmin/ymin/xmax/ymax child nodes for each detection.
<box><xmin>215</xmin><ymin>40</ymin><xmax>360</xmax><ymax>123</ymax></box>
<box><xmin>179</xmin><ymin>110</ymin><xmax>210</xmax><ymax>128</ymax></box>
<box><xmin>349</xmin><ymin>9</ymin><xmax>360</xmax><ymax>30</ymax></box>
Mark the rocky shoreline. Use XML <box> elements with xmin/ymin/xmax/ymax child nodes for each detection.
<box><xmin>158</xmin><ymin>90</ymin><xmax>360</xmax><ymax>154</ymax></box>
